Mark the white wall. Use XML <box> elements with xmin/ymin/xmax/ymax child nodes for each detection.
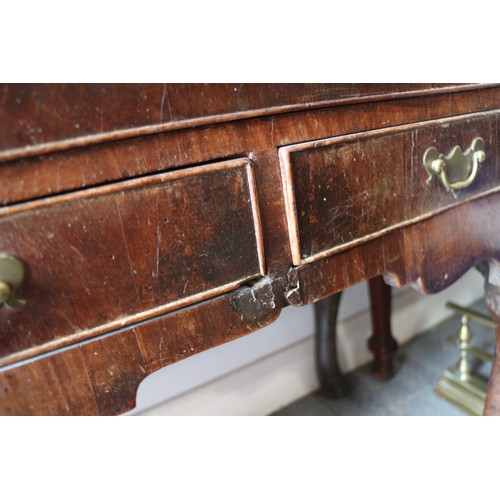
<box><xmin>127</xmin><ymin>269</ymin><xmax>484</xmax><ymax>416</ymax></box>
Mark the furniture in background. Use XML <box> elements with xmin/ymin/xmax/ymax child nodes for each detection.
<box><xmin>315</xmin><ymin>276</ymin><xmax>395</xmax><ymax>398</ymax></box>
<box><xmin>1</xmin><ymin>83</ymin><xmax>500</xmax><ymax>415</ymax></box>
<box><xmin>435</xmin><ymin>301</ymin><xmax>495</xmax><ymax>415</ymax></box>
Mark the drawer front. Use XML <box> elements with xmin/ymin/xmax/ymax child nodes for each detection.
<box><xmin>280</xmin><ymin>112</ymin><xmax>500</xmax><ymax>264</ymax></box>
<box><xmin>0</xmin><ymin>158</ymin><xmax>264</xmax><ymax>365</ymax></box>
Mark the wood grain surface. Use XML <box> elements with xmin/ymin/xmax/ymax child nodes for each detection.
<box><xmin>0</xmin><ymin>285</ymin><xmax>283</xmax><ymax>415</ymax></box>
<box><xmin>0</xmin><ymin>84</ymin><xmax>485</xmax><ymax>162</ymax></box>
<box><xmin>3</xmin><ymin>86</ymin><xmax>500</xmax><ymax>206</ymax></box>
<box><xmin>0</xmin><ymin>159</ymin><xmax>264</xmax><ymax>366</ymax></box>
<box><xmin>281</xmin><ymin>112</ymin><xmax>500</xmax><ymax>264</ymax></box>
<box><xmin>1</xmin><ymin>83</ymin><xmax>500</xmax><ymax>415</ymax></box>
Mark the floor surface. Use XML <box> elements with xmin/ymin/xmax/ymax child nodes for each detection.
<box><xmin>274</xmin><ymin>299</ymin><xmax>494</xmax><ymax>416</ymax></box>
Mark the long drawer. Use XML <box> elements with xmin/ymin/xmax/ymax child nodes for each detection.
<box><xmin>0</xmin><ymin>158</ymin><xmax>264</xmax><ymax>365</ymax></box>
<box><xmin>279</xmin><ymin>111</ymin><xmax>500</xmax><ymax>265</ymax></box>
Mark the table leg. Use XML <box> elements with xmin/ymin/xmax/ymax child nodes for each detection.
<box><xmin>368</xmin><ymin>276</ymin><xmax>398</xmax><ymax>381</ymax></box>
<box><xmin>314</xmin><ymin>292</ymin><xmax>349</xmax><ymax>397</ymax></box>
<box><xmin>483</xmin><ymin>261</ymin><xmax>500</xmax><ymax>416</ymax></box>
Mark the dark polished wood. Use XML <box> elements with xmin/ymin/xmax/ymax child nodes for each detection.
<box><xmin>3</xmin><ymin>86</ymin><xmax>500</xmax><ymax>206</ymax></box>
<box><xmin>368</xmin><ymin>276</ymin><xmax>397</xmax><ymax>381</ymax></box>
<box><xmin>0</xmin><ymin>84</ymin><xmax>485</xmax><ymax>160</ymax></box>
<box><xmin>0</xmin><ymin>159</ymin><xmax>264</xmax><ymax>366</ymax></box>
<box><xmin>314</xmin><ymin>292</ymin><xmax>349</xmax><ymax>397</ymax></box>
<box><xmin>314</xmin><ymin>277</ymin><xmax>395</xmax><ymax>393</ymax></box>
<box><xmin>2</xmin><ymin>84</ymin><xmax>500</xmax><ymax>415</ymax></box>
<box><xmin>0</xmin><ymin>289</ymin><xmax>282</xmax><ymax>415</ymax></box>
<box><xmin>280</xmin><ymin>113</ymin><xmax>499</xmax><ymax>264</ymax></box>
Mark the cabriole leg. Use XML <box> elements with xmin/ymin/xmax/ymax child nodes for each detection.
<box><xmin>314</xmin><ymin>292</ymin><xmax>349</xmax><ymax>397</ymax></box>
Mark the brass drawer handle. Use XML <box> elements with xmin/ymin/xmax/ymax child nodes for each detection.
<box><xmin>0</xmin><ymin>254</ymin><xmax>26</xmax><ymax>310</ymax></box>
<box><xmin>423</xmin><ymin>137</ymin><xmax>486</xmax><ymax>198</ymax></box>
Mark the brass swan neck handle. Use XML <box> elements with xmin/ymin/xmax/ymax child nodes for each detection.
<box><xmin>0</xmin><ymin>254</ymin><xmax>26</xmax><ymax>310</ymax></box>
<box><xmin>423</xmin><ymin>137</ymin><xmax>486</xmax><ymax>198</ymax></box>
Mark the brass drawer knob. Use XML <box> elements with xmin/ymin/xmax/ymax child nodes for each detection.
<box><xmin>423</xmin><ymin>137</ymin><xmax>486</xmax><ymax>198</ymax></box>
<box><xmin>0</xmin><ymin>254</ymin><xmax>26</xmax><ymax>310</ymax></box>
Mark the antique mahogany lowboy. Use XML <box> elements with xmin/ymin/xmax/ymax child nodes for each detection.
<box><xmin>1</xmin><ymin>83</ymin><xmax>500</xmax><ymax>416</ymax></box>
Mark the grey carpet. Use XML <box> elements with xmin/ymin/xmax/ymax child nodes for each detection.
<box><xmin>274</xmin><ymin>299</ymin><xmax>494</xmax><ymax>416</ymax></box>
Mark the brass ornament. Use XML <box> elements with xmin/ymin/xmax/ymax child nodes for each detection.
<box><xmin>423</xmin><ymin>137</ymin><xmax>486</xmax><ymax>198</ymax></box>
<box><xmin>0</xmin><ymin>254</ymin><xmax>26</xmax><ymax>310</ymax></box>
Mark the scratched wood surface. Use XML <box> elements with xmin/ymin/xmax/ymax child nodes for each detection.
<box><xmin>281</xmin><ymin>112</ymin><xmax>500</xmax><ymax>264</ymax></box>
<box><xmin>3</xmin><ymin>87</ymin><xmax>500</xmax><ymax>205</ymax></box>
<box><xmin>285</xmin><ymin>192</ymin><xmax>500</xmax><ymax>305</ymax></box>
<box><xmin>1</xmin><ymin>84</ymin><xmax>500</xmax><ymax>415</ymax></box>
<box><xmin>0</xmin><ymin>289</ymin><xmax>282</xmax><ymax>415</ymax></box>
<box><xmin>0</xmin><ymin>84</ymin><xmax>483</xmax><ymax>161</ymax></box>
<box><xmin>0</xmin><ymin>159</ymin><xmax>264</xmax><ymax>366</ymax></box>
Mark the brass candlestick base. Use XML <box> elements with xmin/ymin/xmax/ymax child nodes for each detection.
<box><xmin>435</xmin><ymin>302</ymin><xmax>494</xmax><ymax>416</ymax></box>
<box><xmin>436</xmin><ymin>369</ymin><xmax>488</xmax><ymax>416</ymax></box>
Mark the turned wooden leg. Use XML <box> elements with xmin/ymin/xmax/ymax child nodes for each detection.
<box><xmin>314</xmin><ymin>292</ymin><xmax>349</xmax><ymax>397</ymax></box>
<box><xmin>367</xmin><ymin>276</ymin><xmax>398</xmax><ymax>381</ymax></box>
<box><xmin>482</xmin><ymin>261</ymin><xmax>500</xmax><ymax>415</ymax></box>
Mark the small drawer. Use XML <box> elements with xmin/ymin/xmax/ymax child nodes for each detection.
<box><xmin>0</xmin><ymin>158</ymin><xmax>264</xmax><ymax>365</ymax></box>
<box><xmin>279</xmin><ymin>112</ymin><xmax>500</xmax><ymax>265</ymax></box>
